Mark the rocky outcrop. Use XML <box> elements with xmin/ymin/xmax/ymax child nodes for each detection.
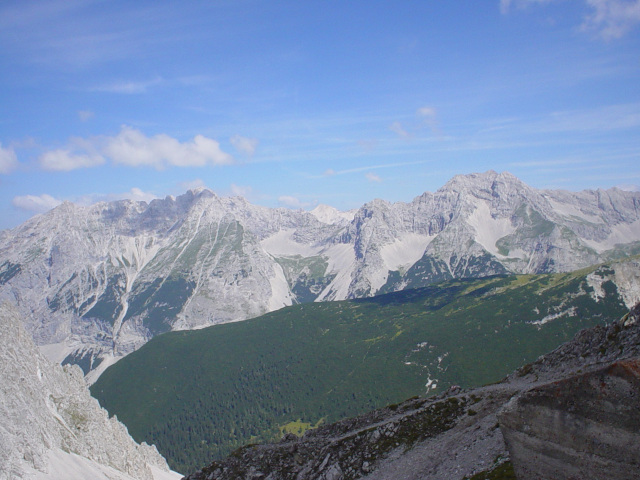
<box><xmin>182</xmin><ymin>302</ymin><xmax>640</xmax><ymax>480</ymax></box>
<box><xmin>499</xmin><ymin>359</ymin><xmax>640</xmax><ymax>480</ymax></box>
<box><xmin>182</xmin><ymin>389</ymin><xmax>513</xmax><ymax>480</ymax></box>
<box><xmin>0</xmin><ymin>302</ymin><xmax>180</xmax><ymax>480</ymax></box>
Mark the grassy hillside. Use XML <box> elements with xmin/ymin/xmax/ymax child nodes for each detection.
<box><xmin>91</xmin><ymin>264</ymin><xmax>629</xmax><ymax>473</ymax></box>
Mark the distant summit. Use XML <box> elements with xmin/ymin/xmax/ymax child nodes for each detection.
<box><xmin>310</xmin><ymin>204</ymin><xmax>355</xmax><ymax>225</ymax></box>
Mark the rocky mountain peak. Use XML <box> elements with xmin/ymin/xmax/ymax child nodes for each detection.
<box><xmin>310</xmin><ymin>204</ymin><xmax>355</xmax><ymax>225</ymax></box>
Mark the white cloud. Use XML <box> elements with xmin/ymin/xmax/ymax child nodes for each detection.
<box><xmin>500</xmin><ymin>0</ymin><xmax>564</xmax><ymax>14</ymax></box>
<box><xmin>78</xmin><ymin>110</ymin><xmax>94</xmax><ymax>122</ymax></box>
<box><xmin>91</xmin><ymin>78</ymin><xmax>163</xmax><ymax>94</ymax></box>
<box><xmin>0</xmin><ymin>143</ymin><xmax>18</xmax><ymax>174</ymax></box>
<box><xmin>417</xmin><ymin>106</ymin><xmax>437</xmax><ymax>118</ymax></box>
<box><xmin>231</xmin><ymin>184</ymin><xmax>253</xmax><ymax>197</ymax></box>
<box><xmin>12</xmin><ymin>194</ymin><xmax>62</xmax><ymax>213</ymax></box>
<box><xmin>104</xmin><ymin>126</ymin><xmax>234</xmax><ymax>169</ymax></box>
<box><xmin>123</xmin><ymin>187</ymin><xmax>158</xmax><ymax>203</ymax></box>
<box><xmin>366</xmin><ymin>172</ymin><xmax>382</xmax><ymax>183</ymax></box>
<box><xmin>40</xmin><ymin>149</ymin><xmax>104</xmax><ymax>171</ymax></box>
<box><xmin>278</xmin><ymin>195</ymin><xmax>310</xmax><ymax>208</ymax></box>
<box><xmin>582</xmin><ymin>0</ymin><xmax>640</xmax><ymax>39</ymax></box>
<box><xmin>318</xmin><ymin>160</ymin><xmax>431</xmax><ymax>178</ymax></box>
<box><xmin>500</xmin><ymin>0</ymin><xmax>512</xmax><ymax>14</ymax></box>
<box><xmin>501</xmin><ymin>0</ymin><xmax>640</xmax><ymax>38</ymax></box>
<box><xmin>230</xmin><ymin>135</ymin><xmax>259</xmax><ymax>156</ymax></box>
<box><xmin>390</xmin><ymin>121</ymin><xmax>410</xmax><ymax>138</ymax></box>
<box><xmin>38</xmin><ymin>126</ymin><xmax>235</xmax><ymax>171</ymax></box>
<box><xmin>75</xmin><ymin>188</ymin><xmax>159</xmax><ymax>206</ymax></box>
<box><xmin>181</xmin><ymin>179</ymin><xmax>207</xmax><ymax>191</ymax></box>
<box><xmin>357</xmin><ymin>139</ymin><xmax>378</xmax><ymax>152</ymax></box>
<box><xmin>417</xmin><ymin>106</ymin><xmax>441</xmax><ymax>136</ymax></box>
<box><xmin>617</xmin><ymin>183</ymin><xmax>640</xmax><ymax>191</ymax></box>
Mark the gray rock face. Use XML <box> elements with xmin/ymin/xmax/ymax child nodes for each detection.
<box><xmin>182</xmin><ymin>390</ymin><xmax>512</xmax><ymax>480</ymax></box>
<box><xmin>1</xmin><ymin>171</ymin><xmax>640</xmax><ymax>378</ymax></box>
<box><xmin>499</xmin><ymin>359</ymin><xmax>640</xmax><ymax>480</ymax></box>
<box><xmin>0</xmin><ymin>302</ymin><xmax>178</xmax><ymax>480</ymax></box>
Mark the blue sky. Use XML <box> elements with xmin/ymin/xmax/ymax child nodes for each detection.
<box><xmin>1</xmin><ymin>0</ymin><xmax>639</xmax><ymax>230</ymax></box>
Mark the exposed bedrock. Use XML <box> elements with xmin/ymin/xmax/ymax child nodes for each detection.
<box><xmin>499</xmin><ymin>358</ymin><xmax>640</xmax><ymax>480</ymax></box>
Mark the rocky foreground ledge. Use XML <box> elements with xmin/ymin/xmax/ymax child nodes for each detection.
<box><xmin>500</xmin><ymin>358</ymin><xmax>640</xmax><ymax>479</ymax></box>
<box><xmin>183</xmin><ymin>303</ymin><xmax>640</xmax><ymax>480</ymax></box>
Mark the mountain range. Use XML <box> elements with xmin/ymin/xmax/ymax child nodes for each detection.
<box><xmin>1</xmin><ymin>170</ymin><xmax>640</xmax><ymax>379</ymax></box>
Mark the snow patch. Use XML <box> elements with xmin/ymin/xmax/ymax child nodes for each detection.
<box><xmin>466</xmin><ymin>202</ymin><xmax>516</xmax><ymax>256</ymax></box>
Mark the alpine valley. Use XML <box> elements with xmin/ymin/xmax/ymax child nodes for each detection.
<box><xmin>1</xmin><ymin>170</ymin><xmax>640</xmax><ymax>382</ymax></box>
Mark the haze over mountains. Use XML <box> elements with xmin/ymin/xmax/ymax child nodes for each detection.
<box><xmin>1</xmin><ymin>171</ymin><xmax>640</xmax><ymax>380</ymax></box>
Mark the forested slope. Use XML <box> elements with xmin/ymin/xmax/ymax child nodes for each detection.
<box><xmin>91</xmin><ymin>262</ymin><xmax>633</xmax><ymax>472</ymax></box>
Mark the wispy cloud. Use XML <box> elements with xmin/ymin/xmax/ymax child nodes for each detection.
<box><xmin>582</xmin><ymin>0</ymin><xmax>640</xmax><ymax>39</ymax></box>
<box><xmin>40</xmin><ymin>147</ymin><xmax>104</xmax><ymax>171</ymax></box>
<box><xmin>12</xmin><ymin>193</ymin><xmax>62</xmax><ymax>213</ymax></box>
<box><xmin>100</xmin><ymin>187</ymin><xmax>158</xmax><ymax>204</ymax></box>
<box><xmin>73</xmin><ymin>187</ymin><xmax>159</xmax><ymax>207</ymax></box>
<box><xmin>231</xmin><ymin>184</ymin><xmax>253</xmax><ymax>197</ymax></box>
<box><xmin>617</xmin><ymin>183</ymin><xmax>640</xmax><ymax>191</ymax></box>
<box><xmin>499</xmin><ymin>0</ymin><xmax>556</xmax><ymax>15</ymax></box>
<box><xmin>508</xmin><ymin>158</ymin><xmax>590</xmax><ymax>168</ymax></box>
<box><xmin>417</xmin><ymin>106</ymin><xmax>441</xmax><ymax>136</ymax></box>
<box><xmin>78</xmin><ymin>110</ymin><xmax>94</xmax><ymax>122</ymax></box>
<box><xmin>0</xmin><ymin>1</ymin><xmax>207</xmax><ymax>70</ymax></box>
<box><xmin>91</xmin><ymin>77</ymin><xmax>163</xmax><ymax>94</ymax></box>
<box><xmin>181</xmin><ymin>178</ymin><xmax>207</xmax><ymax>191</ymax></box>
<box><xmin>0</xmin><ymin>1</ymin><xmax>145</xmax><ymax>68</ymax></box>
<box><xmin>39</xmin><ymin>126</ymin><xmax>235</xmax><ymax>171</ymax></box>
<box><xmin>13</xmin><ymin>187</ymin><xmax>160</xmax><ymax>215</ymax></box>
<box><xmin>0</xmin><ymin>143</ymin><xmax>18</xmax><ymax>174</ymax></box>
<box><xmin>365</xmin><ymin>172</ymin><xmax>382</xmax><ymax>183</ymax></box>
<box><xmin>322</xmin><ymin>159</ymin><xmax>432</xmax><ymax>177</ymax></box>
<box><xmin>230</xmin><ymin>135</ymin><xmax>259</xmax><ymax>156</ymax></box>
<box><xmin>389</xmin><ymin>121</ymin><xmax>411</xmax><ymax>138</ymax></box>
<box><xmin>501</xmin><ymin>0</ymin><xmax>640</xmax><ymax>39</ymax></box>
<box><xmin>278</xmin><ymin>195</ymin><xmax>310</xmax><ymax>208</ymax></box>
<box><xmin>522</xmin><ymin>103</ymin><xmax>640</xmax><ymax>134</ymax></box>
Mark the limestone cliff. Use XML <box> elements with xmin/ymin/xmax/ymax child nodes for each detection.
<box><xmin>499</xmin><ymin>359</ymin><xmax>640</xmax><ymax>480</ymax></box>
<box><xmin>0</xmin><ymin>302</ymin><xmax>180</xmax><ymax>480</ymax></box>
